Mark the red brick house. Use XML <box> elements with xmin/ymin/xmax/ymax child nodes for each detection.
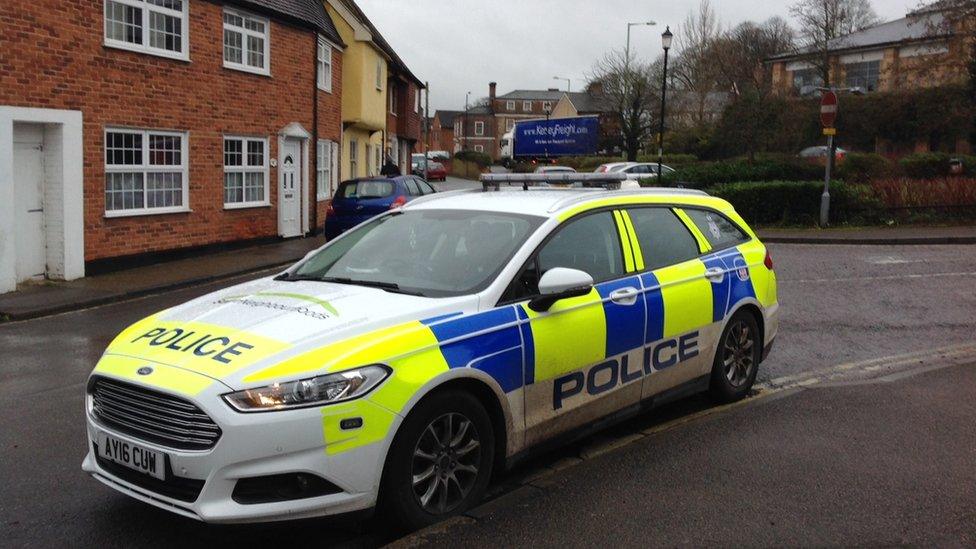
<box><xmin>0</xmin><ymin>0</ymin><xmax>344</xmax><ymax>293</ymax></box>
<box><xmin>381</xmin><ymin>46</ymin><xmax>424</xmax><ymax>172</ymax></box>
<box><xmin>431</xmin><ymin>110</ymin><xmax>460</xmax><ymax>153</ymax></box>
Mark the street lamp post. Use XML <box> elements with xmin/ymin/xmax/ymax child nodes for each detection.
<box><xmin>552</xmin><ymin>76</ymin><xmax>571</xmax><ymax>92</ymax></box>
<box><xmin>657</xmin><ymin>26</ymin><xmax>673</xmax><ymax>181</ymax></box>
<box><xmin>625</xmin><ymin>21</ymin><xmax>656</xmax><ymax>66</ymax></box>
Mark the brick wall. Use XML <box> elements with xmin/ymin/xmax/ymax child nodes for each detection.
<box><xmin>0</xmin><ymin>0</ymin><xmax>341</xmax><ymax>262</ymax></box>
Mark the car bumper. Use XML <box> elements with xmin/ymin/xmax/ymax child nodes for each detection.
<box><xmin>82</xmin><ymin>373</ymin><xmax>401</xmax><ymax>524</ymax></box>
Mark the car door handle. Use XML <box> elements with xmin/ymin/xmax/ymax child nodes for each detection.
<box><xmin>704</xmin><ymin>267</ymin><xmax>725</xmax><ymax>283</ymax></box>
<box><xmin>609</xmin><ymin>287</ymin><xmax>640</xmax><ymax>306</ymax></box>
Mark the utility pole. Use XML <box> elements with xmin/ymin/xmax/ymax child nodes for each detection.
<box><xmin>423</xmin><ymin>81</ymin><xmax>430</xmax><ymax>181</ymax></box>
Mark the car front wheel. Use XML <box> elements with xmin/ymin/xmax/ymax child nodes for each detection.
<box><xmin>380</xmin><ymin>390</ymin><xmax>494</xmax><ymax>530</ymax></box>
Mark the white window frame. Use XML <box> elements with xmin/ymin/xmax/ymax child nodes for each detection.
<box><xmin>222</xmin><ymin>7</ymin><xmax>271</xmax><ymax>76</ymax></box>
<box><xmin>543</xmin><ymin>101</ymin><xmax>553</xmax><ymax>111</ymax></box>
<box><xmin>475</xmin><ymin>121</ymin><xmax>484</xmax><ymax>136</ymax></box>
<box><xmin>414</xmin><ymin>88</ymin><xmax>420</xmax><ymax>113</ymax></box>
<box><xmin>506</xmin><ymin>118</ymin><xmax>515</xmax><ymax>131</ymax></box>
<box><xmin>222</xmin><ymin>136</ymin><xmax>270</xmax><ymax>209</ymax></box>
<box><xmin>523</xmin><ymin>100</ymin><xmax>532</xmax><ymax>111</ymax></box>
<box><xmin>506</xmin><ymin>100</ymin><xmax>515</xmax><ymax>111</ymax></box>
<box><xmin>104</xmin><ymin>127</ymin><xmax>190</xmax><ymax>218</ymax></box>
<box><xmin>474</xmin><ymin>144</ymin><xmax>484</xmax><ymax>153</ymax></box>
<box><xmin>375</xmin><ymin>60</ymin><xmax>383</xmax><ymax>90</ymax></box>
<box><xmin>389</xmin><ymin>84</ymin><xmax>397</xmax><ymax>114</ymax></box>
<box><xmin>317</xmin><ymin>139</ymin><xmax>339</xmax><ymax>201</ymax></box>
<box><xmin>317</xmin><ymin>36</ymin><xmax>333</xmax><ymax>93</ymax></box>
<box><xmin>103</xmin><ymin>0</ymin><xmax>190</xmax><ymax>61</ymax></box>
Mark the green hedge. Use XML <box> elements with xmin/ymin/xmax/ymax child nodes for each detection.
<box><xmin>454</xmin><ymin>150</ymin><xmax>492</xmax><ymax>167</ymax></box>
<box><xmin>708</xmin><ymin>180</ymin><xmax>877</xmax><ymax>225</ymax></box>
<box><xmin>900</xmin><ymin>152</ymin><xmax>953</xmax><ymax>178</ymax></box>
<box><xmin>836</xmin><ymin>152</ymin><xmax>895</xmax><ymax>183</ymax></box>
<box><xmin>664</xmin><ymin>158</ymin><xmax>823</xmax><ymax>189</ymax></box>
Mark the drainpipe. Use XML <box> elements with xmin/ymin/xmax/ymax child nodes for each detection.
<box><xmin>311</xmin><ymin>33</ymin><xmax>319</xmax><ymax>235</ymax></box>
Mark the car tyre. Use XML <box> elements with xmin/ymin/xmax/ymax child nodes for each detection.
<box><xmin>380</xmin><ymin>390</ymin><xmax>495</xmax><ymax>531</ymax></box>
<box><xmin>708</xmin><ymin>310</ymin><xmax>761</xmax><ymax>403</ymax></box>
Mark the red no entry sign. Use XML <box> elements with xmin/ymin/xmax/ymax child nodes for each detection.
<box><xmin>820</xmin><ymin>91</ymin><xmax>838</xmax><ymax>128</ymax></box>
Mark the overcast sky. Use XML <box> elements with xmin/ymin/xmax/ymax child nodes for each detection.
<box><xmin>355</xmin><ymin>0</ymin><xmax>916</xmax><ymax>113</ymax></box>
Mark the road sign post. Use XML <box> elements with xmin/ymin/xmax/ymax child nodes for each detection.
<box><xmin>819</xmin><ymin>91</ymin><xmax>838</xmax><ymax>227</ymax></box>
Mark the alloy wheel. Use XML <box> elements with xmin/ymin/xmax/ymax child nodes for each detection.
<box><xmin>411</xmin><ymin>412</ymin><xmax>482</xmax><ymax>514</ymax></box>
<box><xmin>723</xmin><ymin>320</ymin><xmax>755</xmax><ymax>388</ymax></box>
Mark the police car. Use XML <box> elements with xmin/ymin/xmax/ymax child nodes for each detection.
<box><xmin>82</xmin><ymin>173</ymin><xmax>778</xmax><ymax>528</ymax></box>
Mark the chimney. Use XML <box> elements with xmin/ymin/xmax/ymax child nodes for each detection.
<box><xmin>547</xmin><ymin>88</ymin><xmax>559</xmax><ymax>92</ymax></box>
<box><xmin>489</xmin><ymin>82</ymin><xmax>497</xmax><ymax>104</ymax></box>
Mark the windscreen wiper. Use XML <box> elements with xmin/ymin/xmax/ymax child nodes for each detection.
<box><xmin>320</xmin><ymin>277</ymin><xmax>424</xmax><ymax>296</ymax></box>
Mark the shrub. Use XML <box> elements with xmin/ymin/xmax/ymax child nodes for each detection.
<box><xmin>454</xmin><ymin>150</ymin><xmax>492</xmax><ymax>167</ymax></box>
<box><xmin>708</xmin><ymin>180</ymin><xmax>876</xmax><ymax>225</ymax></box>
<box><xmin>899</xmin><ymin>152</ymin><xmax>951</xmax><ymax>179</ymax></box>
<box><xmin>869</xmin><ymin>177</ymin><xmax>976</xmax><ymax>208</ymax></box>
<box><xmin>663</xmin><ymin>158</ymin><xmax>823</xmax><ymax>188</ymax></box>
<box><xmin>837</xmin><ymin>152</ymin><xmax>896</xmax><ymax>183</ymax></box>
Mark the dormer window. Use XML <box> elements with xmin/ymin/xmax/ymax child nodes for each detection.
<box><xmin>104</xmin><ymin>0</ymin><xmax>189</xmax><ymax>60</ymax></box>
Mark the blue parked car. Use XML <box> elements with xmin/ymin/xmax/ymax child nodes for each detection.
<box><xmin>325</xmin><ymin>175</ymin><xmax>437</xmax><ymax>239</ymax></box>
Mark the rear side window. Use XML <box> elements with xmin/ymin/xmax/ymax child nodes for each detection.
<box><xmin>339</xmin><ymin>180</ymin><xmax>394</xmax><ymax>199</ymax></box>
<box><xmin>403</xmin><ymin>178</ymin><xmax>421</xmax><ymax>196</ymax></box>
<box><xmin>538</xmin><ymin>211</ymin><xmax>623</xmax><ymax>284</ymax></box>
<box><xmin>626</xmin><ymin>207</ymin><xmax>700</xmax><ymax>270</ymax></box>
<box><xmin>683</xmin><ymin>208</ymin><xmax>749</xmax><ymax>250</ymax></box>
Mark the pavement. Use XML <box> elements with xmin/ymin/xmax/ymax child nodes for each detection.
<box><xmin>1</xmin><ymin>242</ymin><xmax>974</xmax><ymax>547</ymax></box>
<box><xmin>398</xmin><ymin>360</ymin><xmax>976</xmax><ymax>548</ymax></box>
<box><xmin>758</xmin><ymin>224</ymin><xmax>976</xmax><ymax>245</ymax></box>
<box><xmin>0</xmin><ymin>237</ymin><xmax>325</xmax><ymax>321</ymax></box>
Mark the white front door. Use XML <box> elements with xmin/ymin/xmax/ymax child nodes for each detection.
<box><xmin>14</xmin><ymin>125</ymin><xmax>46</xmax><ymax>281</ymax></box>
<box><xmin>278</xmin><ymin>138</ymin><xmax>302</xmax><ymax>237</ymax></box>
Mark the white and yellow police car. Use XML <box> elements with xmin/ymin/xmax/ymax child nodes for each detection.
<box><xmin>82</xmin><ymin>174</ymin><xmax>778</xmax><ymax>528</ymax></box>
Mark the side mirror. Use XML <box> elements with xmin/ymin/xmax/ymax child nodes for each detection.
<box><xmin>528</xmin><ymin>268</ymin><xmax>594</xmax><ymax>312</ymax></box>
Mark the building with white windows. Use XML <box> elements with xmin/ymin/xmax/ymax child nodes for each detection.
<box><xmin>0</xmin><ymin>0</ymin><xmax>345</xmax><ymax>293</ymax></box>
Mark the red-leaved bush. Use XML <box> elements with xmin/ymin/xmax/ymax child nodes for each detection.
<box><xmin>868</xmin><ymin>177</ymin><xmax>976</xmax><ymax>208</ymax></box>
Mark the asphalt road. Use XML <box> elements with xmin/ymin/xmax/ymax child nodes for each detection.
<box><xmin>0</xmin><ymin>242</ymin><xmax>974</xmax><ymax>547</ymax></box>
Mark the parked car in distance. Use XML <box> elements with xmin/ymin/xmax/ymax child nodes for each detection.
<box><xmin>799</xmin><ymin>146</ymin><xmax>847</xmax><ymax>164</ymax></box>
<box><xmin>533</xmin><ymin>165</ymin><xmax>577</xmax><ymax>174</ymax></box>
<box><xmin>618</xmin><ymin>162</ymin><xmax>676</xmax><ymax>181</ymax></box>
<box><xmin>427</xmin><ymin>150</ymin><xmax>450</xmax><ymax>160</ymax></box>
<box><xmin>325</xmin><ymin>176</ymin><xmax>436</xmax><ymax>239</ymax></box>
<box><xmin>424</xmin><ymin>161</ymin><xmax>447</xmax><ymax>181</ymax></box>
<box><xmin>594</xmin><ymin>162</ymin><xmax>633</xmax><ymax>173</ymax></box>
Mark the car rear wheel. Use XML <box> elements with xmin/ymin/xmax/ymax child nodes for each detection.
<box><xmin>380</xmin><ymin>390</ymin><xmax>494</xmax><ymax>531</ymax></box>
<box><xmin>709</xmin><ymin>310</ymin><xmax>761</xmax><ymax>403</ymax></box>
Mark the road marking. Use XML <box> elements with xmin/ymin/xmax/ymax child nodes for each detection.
<box><xmin>779</xmin><ymin>271</ymin><xmax>976</xmax><ymax>284</ymax></box>
<box><xmin>760</xmin><ymin>342</ymin><xmax>976</xmax><ymax>390</ymax></box>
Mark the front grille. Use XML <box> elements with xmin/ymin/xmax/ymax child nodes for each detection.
<box><xmin>89</xmin><ymin>376</ymin><xmax>222</xmax><ymax>451</ymax></box>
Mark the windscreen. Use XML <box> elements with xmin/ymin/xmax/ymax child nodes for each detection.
<box><xmin>294</xmin><ymin>210</ymin><xmax>545</xmax><ymax>297</ymax></box>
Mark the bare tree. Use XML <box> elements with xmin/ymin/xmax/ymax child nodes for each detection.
<box><xmin>790</xmin><ymin>0</ymin><xmax>882</xmax><ymax>86</ymax></box>
<box><xmin>671</xmin><ymin>0</ymin><xmax>722</xmax><ymax>127</ymax></box>
<box><xmin>711</xmin><ymin>18</ymin><xmax>795</xmax><ymax>97</ymax></box>
<box><xmin>588</xmin><ymin>50</ymin><xmax>659</xmax><ymax>161</ymax></box>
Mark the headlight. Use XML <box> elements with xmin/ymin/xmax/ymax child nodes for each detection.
<box><xmin>222</xmin><ymin>365</ymin><xmax>391</xmax><ymax>412</ymax></box>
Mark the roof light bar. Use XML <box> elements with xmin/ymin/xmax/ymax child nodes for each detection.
<box><xmin>480</xmin><ymin>172</ymin><xmax>629</xmax><ymax>191</ymax></box>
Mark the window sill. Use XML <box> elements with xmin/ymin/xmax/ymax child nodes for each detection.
<box><xmin>316</xmin><ymin>194</ymin><xmax>331</xmax><ymax>202</ymax></box>
<box><xmin>223</xmin><ymin>62</ymin><xmax>271</xmax><ymax>78</ymax></box>
<box><xmin>104</xmin><ymin>207</ymin><xmax>192</xmax><ymax>219</ymax></box>
<box><xmin>317</xmin><ymin>84</ymin><xmax>333</xmax><ymax>94</ymax></box>
<box><xmin>104</xmin><ymin>41</ymin><xmax>190</xmax><ymax>63</ymax></box>
<box><xmin>224</xmin><ymin>202</ymin><xmax>271</xmax><ymax>210</ymax></box>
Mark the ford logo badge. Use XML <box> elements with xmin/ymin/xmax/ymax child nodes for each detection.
<box><xmin>137</xmin><ymin>366</ymin><xmax>153</xmax><ymax>376</ymax></box>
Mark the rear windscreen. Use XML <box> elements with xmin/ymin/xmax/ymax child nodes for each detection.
<box><xmin>339</xmin><ymin>180</ymin><xmax>394</xmax><ymax>199</ymax></box>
